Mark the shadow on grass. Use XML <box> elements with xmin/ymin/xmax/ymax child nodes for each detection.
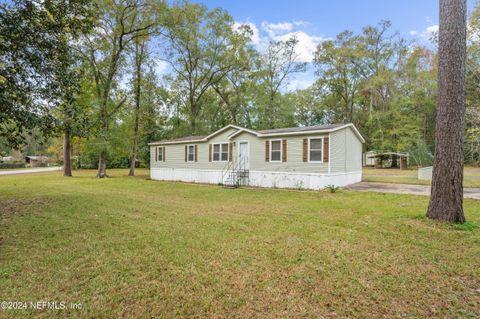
<box><xmin>412</xmin><ymin>214</ymin><xmax>479</xmax><ymax>231</ymax></box>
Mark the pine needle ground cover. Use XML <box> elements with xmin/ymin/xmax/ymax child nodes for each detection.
<box><xmin>0</xmin><ymin>170</ymin><xmax>479</xmax><ymax>318</ymax></box>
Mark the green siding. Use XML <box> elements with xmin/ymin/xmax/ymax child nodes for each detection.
<box><xmin>150</xmin><ymin>127</ymin><xmax>237</xmax><ymax>170</ymax></box>
<box><xmin>330</xmin><ymin>129</ymin><xmax>346</xmax><ymax>173</ymax></box>
<box><xmin>345</xmin><ymin>127</ymin><xmax>362</xmax><ymax>172</ymax></box>
<box><xmin>233</xmin><ymin>131</ymin><xmax>329</xmax><ymax>173</ymax></box>
<box><xmin>330</xmin><ymin>127</ymin><xmax>362</xmax><ymax>173</ymax></box>
<box><xmin>150</xmin><ymin>126</ymin><xmax>363</xmax><ymax>174</ymax></box>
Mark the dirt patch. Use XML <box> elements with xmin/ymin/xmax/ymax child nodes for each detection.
<box><xmin>0</xmin><ymin>197</ymin><xmax>53</xmax><ymax>245</ymax></box>
<box><xmin>0</xmin><ymin>197</ymin><xmax>53</xmax><ymax>218</ymax></box>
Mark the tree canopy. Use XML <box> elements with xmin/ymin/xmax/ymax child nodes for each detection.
<box><xmin>1</xmin><ymin>0</ymin><xmax>480</xmax><ymax>172</ymax></box>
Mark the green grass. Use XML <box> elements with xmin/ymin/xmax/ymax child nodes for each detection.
<box><xmin>1</xmin><ymin>169</ymin><xmax>479</xmax><ymax>318</ymax></box>
<box><xmin>363</xmin><ymin>166</ymin><xmax>480</xmax><ymax>187</ymax></box>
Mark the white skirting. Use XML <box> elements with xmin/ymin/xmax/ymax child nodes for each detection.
<box><xmin>151</xmin><ymin>167</ymin><xmax>223</xmax><ymax>184</ymax></box>
<box><xmin>150</xmin><ymin>167</ymin><xmax>362</xmax><ymax>190</ymax></box>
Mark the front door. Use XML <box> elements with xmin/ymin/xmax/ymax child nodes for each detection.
<box><xmin>238</xmin><ymin>142</ymin><xmax>249</xmax><ymax>170</ymax></box>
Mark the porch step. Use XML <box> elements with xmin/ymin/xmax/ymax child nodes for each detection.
<box><xmin>222</xmin><ymin>169</ymin><xmax>249</xmax><ymax>188</ymax></box>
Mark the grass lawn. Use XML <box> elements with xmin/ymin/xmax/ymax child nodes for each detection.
<box><xmin>0</xmin><ymin>169</ymin><xmax>479</xmax><ymax>318</ymax></box>
<box><xmin>363</xmin><ymin>167</ymin><xmax>480</xmax><ymax>188</ymax></box>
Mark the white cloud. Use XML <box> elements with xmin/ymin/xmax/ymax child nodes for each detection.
<box><xmin>233</xmin><ymin>20</ymin><xmax>326</xmax><ymax>90</ymax></box>
<box><xmin>408</xmin><ymin>24</ymin><xmax>438</xmax><ymax>44</ymax></box>
<box><xmin>233</xmin><ymin>22</ymin><xmax>261</xmax><ymax>45</ymax></box>
<box><xmin>273</xmin><ymin>31</ymin><xmax>324</xmax><ymax>63</ymax></box>
<box><xmin>235</xmin><ymin>20</ymin><xmax>327</xmax><ymax>63</ymax></box>
<box><xmin>293</xmin><ymin>20</ymin><xmax>310</xmax><ymax>27</ymax></box>
<box><xmin>426</xmin><ymin>25</ymin><xmax>439</xmax><ymax>34</ymax></box>
<box><xmin>153</xmin><ymin>59</ymin><xmax>170</xmax><ymax>76</ymax></box>
<box><xmin>286</xmin><ymin>76</ymin><xmax>315</xmax><ymax>91</ymax></box>
<box><xmin>261</xmin><ymin>21</ymin><xmax>294</xmax><ymax>37</ymax></box>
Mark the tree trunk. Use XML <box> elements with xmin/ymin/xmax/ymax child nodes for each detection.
<box><xmin>128</xmin><ymin>113</ymin><xmax>140</xmax><ymax>176</ymax></box>
<box><xmin>128</xmin><ymin>41</ymin><xmax>144</xmax><ymax>176</ymax></box>
<box><xmin>427</xmin><ymin>0</ymin><xmax>466</xmax><ymax>223</ymax></box>
<box><xmin>63</xmin><ymin>129</ymin><xmax>72</xmax><ymax>177</ymax></box>
<box><xmin>96</xmin><ymin>150</ymin><xmax>107</xmax><ymax>178</ymax></box>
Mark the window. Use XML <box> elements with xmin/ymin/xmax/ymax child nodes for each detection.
<box><xmin>157</xmin><ymin>147</ymin><xmax>164</xmax><ymax>161</ymax></box>
<box><xmin>213</xmin><ymin>143</ymin><xmax>229</xmax><ymax>162</ymax></box>
<box><xmin>309</xmin><ymin>138</ymin><xmax>323</xmax><ymax>162</ymax></box>
<box><xmin>270</xmin><ymin>139</ymin><xmax>282</xmax><ymax>162</ymax></box>
<box><xmin>187</xmin><ymin>145</ymin><xmax>195</xmax><ymax>162</ymax></box>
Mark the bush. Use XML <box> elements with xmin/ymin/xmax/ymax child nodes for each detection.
<box><xmin>0</xmin><ymin>162</ymin><xmax>26</xmax><ymax>169</ymax></box>
<box><xmin>324</xmin><ymin>184</ymin><xmax>340</xmax><ymax>193</ymax></box>
<box><xmin>409</xmin><ymin>139</ymin><xmax>433</xmax><ymax>167</ymax></box>
<box><xmin>107</xmin><ymin>157</ymin><xmax>130</xmax><ymax>169</ymax></box>
<box><xmin>31</xmin><ymin>162</ymin><xmax>50</xmax><ymax>167</ymax></box>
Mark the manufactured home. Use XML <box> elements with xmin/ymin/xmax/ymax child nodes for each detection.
<box><xmin>149</xmin><ymin>123</ymin><xmax>364</xmax><ymax>190</ymax></box>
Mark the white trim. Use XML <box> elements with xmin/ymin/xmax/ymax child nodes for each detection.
<box><xmin>308</xmin><ymin>137</ymin><xmax>323</xmax><ymax>163</ymax></box>
<box><xmin>334</xmin><ymin>124</ymin><xmax>365</xmax><ymax>143</ymax></box>
<box><xmin>328</xmin><ymin>133</ymin><xmax>331</xmax><ymax>174</ymax></box>
<box><xmin>204</xmin><ymin>124</ymin><xmax>243</xmax><ymax>140</ymax></box>
<box><xmin>237</xmin><ymin>140</ymin><xmax>250</xmax><ymax>170</ymax></box>
<box><xmin>227</xmin><ymin>123</ymin><xmax>365</xmax><ymax>143</ymax></box>
<box><xmin>149</xmin><ymin>123</ymin><xmax>365</xmax><ymax>146</ymax></box>
<box><xmin>211</xmin><ymin>142</ymin><xmax>229</xmax><ymax>162</ymax></box>
<box><xmin>148</xmin><ymin>124</ymin><xmax>243</xmax><ymax>146</ymax></box>
<box><xmin>257</xmin><ymin>124</ymin><xmax>364</xmax><ymax>143</ymax></box>
<box><xmin>157</xmin><ymin>146</ymin><xmax>164</xmax><ymax>162</ymax></box>
<box><xmin>150</xmin><ymin>138</ymin><xmax>205</xmax><ymax>146</ymax></box>
<box><xmin>186</xmin><ymin>144</ymin><xmax>195</xmax><ymax>163</ymax></box>
<box><xmin>269</xmin><ymin>139</ymin><xmax>282</xmax><ymax>162</ymax></box>
<box><xmin>227</xmin><ymin>127</ymin><xmax>259</xmax><ymax>139</ymax></box>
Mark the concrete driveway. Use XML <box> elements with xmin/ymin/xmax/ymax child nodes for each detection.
<box><xmin>347</xmin><ymin>182</ymin><xmax>480</xmax><ymax>200</ymax></box>
<box><xmin>0</xmin><ymin>167</ymin><xmax>62</xmax><ymax>176</ymax></box>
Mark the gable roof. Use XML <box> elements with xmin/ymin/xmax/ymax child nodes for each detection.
<box><xmin>148</xmin><ymin>124</ymin><xmax>242</xmax><ymax>145</ymax></box>
<box><xmin>158</xmin><ymin>135</ymin><xmax>207</xmax><ymax>143</ymax></box>
<box><xmin>228</xmin><ymin>123</ymin><xmax>365</xmax><ymax>143</ymax></box>
<box><xmin>258</xmin><ymin>124</ymin><xmax>344</xmax><ymax>134</ymax></box>
<box><xmin>148</xmin><ymin>123</ymin><xmax>365</xmax><ymax>145</ymax></box>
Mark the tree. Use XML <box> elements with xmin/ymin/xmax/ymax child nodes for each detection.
<box><xmin>76</xmin><ymin>0</ymin><xmax>156</xmax><ymax>178</ymax></box>
<box><xmin>256</xmin><ymin>38</ymin><xmax>306</xmax><ymax>128</ymax></box>
<box><xmin>212</xmin><ymin>45</ymin><xmax>256</xmax><ymax>127</ymax></box>
<box><xmin>284</xmin><ymin>86</ymin><xmax>329</xmax><ymax>126</ymax></box>
<box><xmin>55</xmin><ymin>57</ymin><xmax>92</xmax><ymax>177</ymax></box>
<box><xmin>314</xmin><ymin>31</ymin><xmax>362</xmax><ymax>124</ymax></box>
<box><xmin>137</xmin><ymin>69</ymin><xmax>168</xmax><ymax>165</ymax></box>
<box><xmin>0</xmin><ymin>0</ymin><xmax>93</xmax><ymax>148</ymax></box>
<box><xmin>49</xmin><ymin>3</ymin><xmax>95</xmax><ymax>177</ymax></box>
<box><xmin>128</xmin><ymin>38</ymin><xmax>148</xmax><ymax>176</ymax></box>
<box><xmin>162</xmin><ymin>2</ymin><xmax>252</xmax><ymax>133</ymax></box>
<box><xmin>426</xmin><ymin>0</ymin><xmax>467</xmax><ymax>223</ymax></box>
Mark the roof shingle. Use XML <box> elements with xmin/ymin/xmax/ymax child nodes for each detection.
<box><xmin>258</xmin><ymin>123</ymin><xmax>344</xmax><ymax>134</ymax></box>
<box><xmin>151</xmin><ymin>135</ymin><xmax>206</xmax><ymax>144</ymax></box>
<box><xmin>149</xmin><ymin>123</ymin><xmax>353</xmax><ymax>145</ymax></box>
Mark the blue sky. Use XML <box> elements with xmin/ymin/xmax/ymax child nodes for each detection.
<box><xmin>183</xmin><ymin>0</ymin><xmax>476</xmax><ymax>90</ymax></box>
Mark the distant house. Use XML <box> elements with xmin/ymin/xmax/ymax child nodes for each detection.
<box><xmin>369</xmin><ymin>152</ymin><xmax>409</xmax><ymax>170</ymax></box>
<box><xmin>25</xmin><ymin>156</ymin><xmax>54</xmax><ymax>166</ymax></box>
<box><xmin>363</xmin><ymin>151</ymin><xmax>377</xmax><ymax>166</ymax></box>
<box><xmin>148</xmin><ymin>123</ymin><xmax>364</xmax><ymax>190</ymax></box>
